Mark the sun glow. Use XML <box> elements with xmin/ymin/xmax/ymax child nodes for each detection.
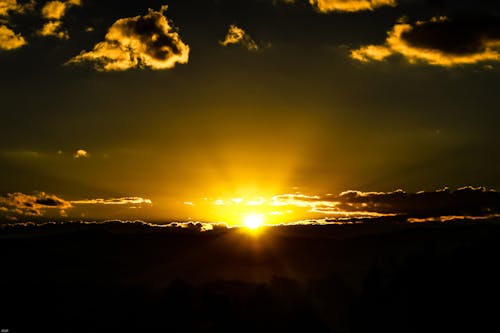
<box><xmin>243</xmin><ymin>214</ymin><xmax>264</xmax><ymax>229</ymax></box>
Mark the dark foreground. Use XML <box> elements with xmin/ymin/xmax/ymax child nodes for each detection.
<box><xmin>2</xmin><ymin>220</ymin><xmax>500</xmax><ymax>332</ymax></box>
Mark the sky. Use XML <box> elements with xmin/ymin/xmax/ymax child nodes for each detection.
<box><xmin>1</xmin><ymin>0</ymin><xmax>500</xmax><ymax>225</ymax></box>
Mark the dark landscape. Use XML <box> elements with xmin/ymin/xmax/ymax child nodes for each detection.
<box><xmin>2</xmin><ymin>219</ymin><xmax>500</xmax><ymax>332</ymax></box>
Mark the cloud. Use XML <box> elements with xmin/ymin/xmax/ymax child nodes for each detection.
<box><xmin>41</xmin><ymin>1</ymin><xmax>68</xmax><ymax>20</ymax></box>
<box><xmin>39</xmin><ymin>0</ymin><xmax>81</xmax><ymax>39</ymax></box>
<box><xmin>305</xmin><ymin>0</ymin><xmax>396</xmax><ymax>13</ymax></box>
<box><xmin>0</xmin><ymin>192</ymin><xmax>72</xmax><ymax>216</ymax></box>
<box><xmin>37</xmin><ymin>20</ymin><xmax>68</xmax><ymax>39</ymax></box>
<box><xmin>41</xmin><ymin>0</ymin><xmax>80</xmax><ymax>20</ymax></box>
<box><xmin>0</xmin><ymin>192</ymin><xmax>154</xmax><ymax>218</ymax></box>
<box><xmin>351</xmin><ymin>16</ymin><xmax>500</xmax><ymax>66</ymax></box>
<box><xmin>0</xmin><ymin>0</ymin><xmax>19</xmax><ymax>16</ymax></box>
<box><xmin>0</xmin><ymin>0</ymin><xmax>32</xmax><ymax>50</ymax></box>
<box><xmin>0</xmin><ymin>0</ymin><xmax>33</xmax><ymax>17</ymax></box>
<box><xmin>269</xmin><ymin>187</ymin><xmax>500</xmax><ymax>218</ymax></box>
<box><xmin>71</xmin><ymin>197</ymin><xmax>153</xmax><ymax>206</ymax></box>
<box><xmin>67</xmin><ymin>5</ymin><xmax>190</xmax><ymax>71</ymax></box>
<box><xmin>0</xmin><ymin>24</ymin><xmax>25</xmax><ymax>49</ymax></box>
<box><xmin>220</xmin><ymin>24</ymin><xmax>259</xmax><ymax>51</ymax></box>
<box><xmin>0</xmin><ymin>219</ymin><xmax>229</xmax><ymax>233</ymax></box>
<box><xmin>337</xmin><ymin>187</ymin><xmax>500</xmax><ymax>217</ymax></box>
<box><xmin>407</xmin><ymin>214</ymin><xmax>500</xmax><ymax>223</ymax></box>
<box><xmin>73</xmin><ymin>149</ymin><xmax>89</xmax><ymax>158</ymax></box>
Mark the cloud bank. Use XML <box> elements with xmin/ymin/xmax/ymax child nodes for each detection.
<box><xmin>68</xmin><ymin>5</ymin><xmax>189</xmax><ymax>71</ymax></box>
<box><xmin>0</xmin><ymin>192</ymin><xmax>153</xmax><ymax>218</ymax></box>
<box><xmin>351</xmin><ymin>16</ymin><xmax>500</xmax><ymax>66</ymax></box>
<box><xmin>274</xmin><ymin>187</ymin><xmax>500</xmax><ymax>218</ymax></box>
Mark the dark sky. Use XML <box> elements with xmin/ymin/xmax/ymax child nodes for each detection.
<box><xmin>1</xmin><ymin>0</ymin><xmax>500</xmax><ymax>224</ymax></box>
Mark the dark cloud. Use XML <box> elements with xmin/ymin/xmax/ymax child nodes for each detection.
<box><xmin>352</xmin><ymin>15</ymin><xmax>500</xmax><ymax>66</ymax></box>
<box><xmin>0</xmin><ymin>192</ymin><xmax>157</xmax><ymax>219</ymax></box>
<box><xmin>0</xmin><ymin>192</ymin><xmax>72</xmax><ymax>216</ymax></box>
<box><xmin>68</xmin><ymin>5</ymin><xmax>189</xmax><ymax>71</ymax></box>
<box><xmin>335</xmin><ymin>187</ymin><xmax>500</xmax><ymax>217</ymax></box>
<box><xmin>273</xmin><ymin>187</ymin><xmax>500</xmax><ymax>218</ymax></box>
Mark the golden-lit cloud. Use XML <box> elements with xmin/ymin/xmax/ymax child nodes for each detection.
<box><xmin>37</xmin><ymin>20</ymin><xmax>68</xmax><ymax>39</ymax></box>
<box><xmin>270</xmin><ymin>193</ymin><xmax>389</xmax><ymax>216</ymax></box>
<box><xmin>351</xmin><ymin>16</ymin><xmax>500</xmax><ymax>66</ymax></box>
<box><xmin>0</xmin><ymin>24</ymin><xmax>25</xmax><ymax>49</ymax></box>
<box><xmin>71</xmin><ymin>197</ymin><xmax>153</xmax><ymax>206</ymax></box>
<box><xmin>308</xmin><ymin>0</ymin><xmax>396</xmax><ymax>13</ymax></box>
<box><xmin>351</xmin><ymin>44</ymin><xmax>392</xmax><ymax>62</ymax></box>
<box><xmin>67</xmin><ymin>5</ymin><xmax>190</xmax><ymax>71</ymax></box>
<box><xmin>408</xmin><ymin>214</ymin><xmax>500</xmax><ymax>223</ymax></box>
<box><xmin>0</xmin><ymin>0</ymin><xmax>31</xmax><ymax>50</ymax></box>
<box><xmin>0</xmin><ymin>0</ymin><xmax>33</xmax><ymax>16</ymax></box>
<box><xmin>0</xmin><ymin>0</ymin><xmax>19</xmax><ymax>16</ymax></box>
<box><xmin>184</xmin><ymin>187</ymin><xmax>500</xmax><ymax>224</ymax></box>
<box><xmin>0</xmin><ymin>192</ymin><xmax>72</xmax><ymax>216</ymax></box>
<box><xmin>39</xmin><ymin>0</ymin><xmax>81</xmax><ymax>39</ymax></box>
<box><xmin>220</xmin><ymin>24</ymin><xmax>259</xmax><ymax>51</ymax></box>
<box><xmin>41</xmin><ymin>1</ymin><xmax>67</xmax><ymax>19</ymax></box>
<box><xmin>73</xmin><ymin>149</ymin><xmax>89</xmax><ymax>158</ymax></box>
<box><xmin>274</xmin><ymin>0</ymin><xmax>396</xmax><ymax>12</ymax></box>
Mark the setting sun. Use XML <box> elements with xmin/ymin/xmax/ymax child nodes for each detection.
<box><xmin>243</xmin><ymin>214</ymin><xmax>264</xmax><ymax>229</ymax></box>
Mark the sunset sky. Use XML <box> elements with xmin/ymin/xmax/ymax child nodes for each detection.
<box><xmin>1</xmin><ymin>0</ymin><xmax>500</xmax><ymax>225</ymax></box>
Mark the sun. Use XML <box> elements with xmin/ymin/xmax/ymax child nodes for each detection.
<box><xmin>243</xmin><ymin>214</ymin><xmax>264</xmax><ymax>229</ymax></box>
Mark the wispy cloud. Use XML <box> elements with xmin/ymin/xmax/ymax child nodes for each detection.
<box><xmin>71</xmin><ymin>197</ymin><xmax>153</xmax><ymax>206</ymax></box>
<box><xmin>220</xmin><ymin>24</ymin><xmax>259</xmax><ymax>51</ymax></box>
<box><xmin>351</xmin><ymin>16</ymin><xmax>500</xmax><ymax>66</ymax></box>
<box><xmin>282</xmin><ymin>0</ymin><xmax>397</xmax><ymax>13</ymax></box>
<box><xmin>67</xmin><ymin>5</ymin><xmax>189</xmax><ymax>71</ymax></box>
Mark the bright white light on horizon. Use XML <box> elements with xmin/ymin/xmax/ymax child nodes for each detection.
<box><xmin>243</xmin><ymin>214</ymin><xmax>263</xmax><ymax>229</ymax></box>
